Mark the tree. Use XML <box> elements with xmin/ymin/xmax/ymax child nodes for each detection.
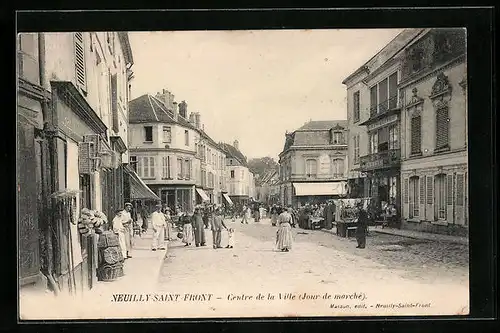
<box><xmin>248</xmin><ymin>157</ymin><xmax>278</xmax><ymax>186</ymax></box>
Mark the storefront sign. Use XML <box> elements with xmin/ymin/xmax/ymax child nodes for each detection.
<box><xmin>367</xmin><ymin>114</ymin><xmax>398</xmax><ymax>132</ymax></box>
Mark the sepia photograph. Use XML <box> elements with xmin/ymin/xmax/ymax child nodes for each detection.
<box><xmin>17</xmin><ymin>25</ymin><xmax>470</xmax><ymax>320</ymax></box>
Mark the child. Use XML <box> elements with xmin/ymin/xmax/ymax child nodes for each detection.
<box><xmin>226</xmin><ymin>228</ymin><xmax>235</xmax><ymax>249</ymax></box>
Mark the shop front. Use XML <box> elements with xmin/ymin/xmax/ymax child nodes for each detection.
<box><xmin>292</xmin><ymin>181</ymin><xmax>347</xmax><ymax>207</ymax></box>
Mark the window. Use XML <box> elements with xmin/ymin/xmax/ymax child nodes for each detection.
<box><xmin>389</xmin><ymin>176</ymin><xmax>398</xmax><ymax>203</ymax></box>
<box><xmin>447</xmin><ymin>174</ymin><xmax>453</xmax><ymax>205</ymax></box>
<box><xmin>369</xmin><ymin>72</ymin><xmax>399</xmax><ymax>115</ymax></box>
<box><xmin>409</xmin><ymin>176</ymin><xmax>419</xmax><ymax>218</ymax></box>
<box><xmin>230</xmin><ymin>170</ymin><xmax>235</xmax><ymax>179</ymax></box>
<box><xmin>177</xmin><ymin>158</ymin><xmax>183</xmax><ymax>179</ymax></box>
<box><xmin>353</xmin><ymin>91</ymin><xmax>360</xmax><ymax>122</ymax></box>
<box><xmin>144</xmin><ymin>126</ymin><xmax>153</xmax><ymax>142</ymax></box>
<box><xmin>332</xmin><ymin>132</ymin><xmax>343</xmax><ymax>144</ymax></box>
<box><xmin>389</xmin><ymin>125</ymin><xmax>399</xmax><ymax>150</ymax></box>
<box><xmin>403</xmin><ymin>178</ymin><xmax>409</xmax><ymax>204</ymax></box>
<box><xmin>369</xmin><ymin>132</ymin><xmax>379</xmax><ymax>154</ymax></box>
<box><xmin>184</xmin><ymin>130</ymin><xmax>189</xmax><ymax>146</ymax></box>
<box><xmin>419</xmin><ymin>177</ymin><xmax>426</xmax><ymax>204</ymax></box>
<box><xmin>129</xmin><ymin>156</ymin><xmax>137</xmax><ymax>172</ymax></box>
<box><xmin>138</xmin><ymin>157</ymin><xmax>155</xmax><ymax>178</ymax></box>
<box><xmin>434</xmin><ymin>174</ymin><xmax>447</xmax><ymax>220</ymax></box>
<box><xmin>184</xmin><ymin>160</ymin><xmax>191</xmax><ymax>179</ymax></box>
<box><xmin>331</xmin><ymin>159</ymin><xmax>344</xmax><ymax>177</ymax></box>
<box><xmin>162</xmin><ymin>156</ymin><xmax>171</xmax><ymax>179</ymax></box>
<box><xmin>456</xmin><ymin>174</ymin><xmax>464</xmax><ymax>206</ymax></box>
<box><xmin>305</xmin><ymin>159</ymin><xmax>317</xmax><ymax>177</ymax></box>
<box><xmin>229</xmin><ymin>159</ymin><xmax>233</xmax><ymax>165</ymax></box>
<box><xmin>410</xmin><ymin>115</ymin><xmax>422</xmax><ymax>155</ymax></box>
<box><xmin>163</xmin><ymin>126</ymin><xmax>172</xmax><ymax>143</ymax></box>
<box><xmin>73</xmin><ymin>32</ymin><xmax>87</xmax><ymax>92</ymax></box>
<box><xmin>111</xmin><ymin>74</ymin><xmax>118</xmax><ymax>133</ymax></box>
<box><xmin>18</xmin><ymin>33</ymin><xmax>39</xmax><ymax>84</ymax></box>
<box><xmin>436</xmin><ymin>106</ymin><xmax>450</xmax><ymax>150</ymax></box>
<box><xmin>353</xmin><ymin>135</ymin><xmax>360</xmax><ymax>164</ymax></box>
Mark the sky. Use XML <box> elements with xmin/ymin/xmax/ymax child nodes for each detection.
<box><xmin>128</xmin><ymin>29</ymin><xmax>403</xmax><ymax>160</ymax></box>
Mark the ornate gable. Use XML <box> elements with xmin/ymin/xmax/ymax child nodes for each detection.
<box><xmin>331</xmin><ymin>123</ymin><xmax>344</xmax><ymax>131</ymax></box>
<box><xmin>405</xmin><ymin>87</ymin><xmax>424</xmax><ymax>109</ymax></box>
<box><xmin>430</xmin><ymin>72</ymin><xmax>452</xmax><ymax>99</ymax></box>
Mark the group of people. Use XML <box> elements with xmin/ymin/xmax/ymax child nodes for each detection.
<box><xmin>179</xmin><ymin>205</ymin><xmax>235</xmax><ymax>249</ymax></box>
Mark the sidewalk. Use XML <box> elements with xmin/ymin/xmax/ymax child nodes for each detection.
<box><xmin>320</xmin><ymin>226</ymin><xmax>468</xmax><ymax>245</ymax></box>
<box><xmin>88</xmin><ymin>229</ymin><xmax>168</xmax><ymax>296</ymax></box>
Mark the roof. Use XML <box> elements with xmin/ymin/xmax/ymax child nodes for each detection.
<box><xmin>280</xmin><ymin>120</ymin><xmax>347</xmax><ymax>155</ymax></box>
<box><xmin>341</xmin><ymin>28</ymin><xmax>426</xmax><ymax>85</ymax></box>
<box><xmin>297</xmin><ymin>120</ymin><xmax>347</xmax><ymax>131</ymax></box>
<box><xmin>219</xmin><ymin>143</ymin><xmax>248</xmax><ymax>167</ymax></box>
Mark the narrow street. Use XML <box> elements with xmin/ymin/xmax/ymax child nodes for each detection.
<box><xmin>156</xmin><ymin>218</ymin><xmax>469</xmax><ymax>318</ymax></box>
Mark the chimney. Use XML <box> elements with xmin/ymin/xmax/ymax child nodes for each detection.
<box><xmin>194</xmin><ymin>112</ymin><xmax>201</xmax><ymax>129</ymax></box>
<box><xmin>233</xmin><ymin>140</ymin><xmax>239</xmax><ymax>150</ymax></box>
<box><xmin>156</xmin><ymin>89</ymin><xmax>174</xmax><ymax>110</ymax></box>
<box><xmin>172</xmin><ymin>102</ymin><xmax>179</xmax><ymax>121</ymax></box>
<box><xmin>178</xmin><ymin>101</ymin><xmax>187</xmax><ymax>119</ymax></box>
<box><xmin>189</xmin><ymin>112</ymin><xmax>196</xmax><ymax>125</ymax></box>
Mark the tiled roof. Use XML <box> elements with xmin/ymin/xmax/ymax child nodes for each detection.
<box><xmin>219</xmin><ymin>143</ymin><xmax>248</xmax><ymax>167</ymax></box>
<box><xmin>297</xmin><ymin>120</ymin><xmax>347</xmax><ymax>131</ymax></box>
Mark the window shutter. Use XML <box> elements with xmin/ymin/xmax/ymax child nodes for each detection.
<box><xmin>411</xmin><ymin>115</ymin><xmax>421</xmax><ymax>154</ymax></box>
<box><xmin>456</xmin><ymin>173</ymin><xmax>464</xmax><ymax>206</ymax></box>
<box><xmin>419</xmin><ymin>176</ymin><xmax>426</xmax><ymax>204</ymax></box>
<box><xmin>426</xmin><ymin>175</ymin><xmax>433</xmax><ymax>205</ymax></box>
<box><xmin>403</xmin><ymin>178</ymin><xmax>409</xmax><ymax>203</ymax></box>
<box><xmin>74</xmin><ymin>32</ymin><xmax>87</xmax><ymax>91</ymax></box>
<box><xmin>436</xmin><ymin>107</ymin><xmax>449</xmax><ymax>149</ymax></box>
<box><xmin>78</xmin><ymin>142</ymin><xmax>92</xmax><ymax>174</ymax></box>
<box><xmin>150</xmin><ymin>157</ymin><xmax>155</xmax><ymax>178</ymax></box>
<box><xmin>447</xmin><ymin>174</ymin><xmax>453</xmax><ymax>205</ymax></box>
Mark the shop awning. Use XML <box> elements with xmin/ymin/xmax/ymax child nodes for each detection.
<box><xmin>293</xmin><ymin>182</ymin><xmax>347</xmax><ymax>196</ymax></box>
<box><xmin>124</xmin><ymin>165</ymin><xmax>160</xmax><ymax>201</ymax></box>
<box><xmin>195</xmin><ymin>188</ymin><xmax>210</xmax><ymax>201</ymax></box>
<box><xmin>222</xmin><ymin>193</ymin><xmax>234</xmax><ymax>205</ymax></box>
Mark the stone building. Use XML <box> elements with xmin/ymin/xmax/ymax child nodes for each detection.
<box><xmin>399</xmin><ymin>28</ymin><xmax>467</xmax><ymax>235</ymax></box>
<box><xmin>278</xmin><ymin>120</ymin><xmax>348</xmax><ymax>207</ymax></box>
<box><xmin>342</xmin><ymin>29</ymin><xmax>424</xmax><ymax>216</ymax></box>
<box><xmin>17</xmin><ymin>32</ymin><xmax>143</xmax><ymax>298</ymax></box>
<box><xmin>219</xmin><ymin>141</ymin><xmax>256</xmax><ymax>206</ymax></box>
<box><xmin>128</xmin><ymin>91</ymin><xmax>227</xmax><ymax>212</ymax></box>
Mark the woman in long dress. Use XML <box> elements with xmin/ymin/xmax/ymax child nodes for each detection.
<box><xmin>276</xmin><ymin>207</ymin><xmax>293</xmax><ymax>252</ymax></box>
<box><xmin>182</xmin><ymin>213</ymin><xmax>194</xmax><ymax>247</ymax></box>
<box><xmin>112</xmin><ymin>210</ymin><xmax>127</xmax><ymax>259</ymax></box>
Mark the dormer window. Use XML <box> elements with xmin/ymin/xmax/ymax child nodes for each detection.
<box><xmin>332</xmin><ymin>131</ymin><xmax>343</xmax><ymax>144</ymax></box>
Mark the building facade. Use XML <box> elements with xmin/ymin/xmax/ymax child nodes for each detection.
<box><xmin>343</xmin><ymin>29</ymin><xmax>425</xmax><ymax>215</ymax></box>
<box><xmin>399</xmin><ymin>28</ymin><xmax>467</xmax><ymax>236</ymax></box>
<box><xmin>256</xmin><ymin>168</ymin><xmax>279</xmax><ymax>204</ymax></box>
<box><xmin>18</xmin><ymin>32</ymin><xmax>139</xmax><ymax>297</ymax></box>
<box><xmin>219</xmin><ymin>141</ymin><xmax>256</xmax><ymax>206</ymax></box>
<box><xmin>278</xmin><ymin>121</ymin><xmax>349</xmax><ymax>207</ymax></box>
<box><xmin>128</xmin><ymin>91</ymin><xmax>227</xmax><ymax>213</ymax></box>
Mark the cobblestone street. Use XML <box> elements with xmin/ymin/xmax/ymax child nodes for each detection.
<box><xmin>155</xmin><ymin>218</ymin><xmax>469</xmax><ymax>318</ymax></box>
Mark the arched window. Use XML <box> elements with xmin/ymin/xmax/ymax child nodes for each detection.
<box><xmin>305</xmin><ymin>159</ymin><xmax>317</xmax><ymax>177</ymax></box>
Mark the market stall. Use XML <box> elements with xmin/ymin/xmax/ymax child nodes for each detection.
<box><xmin>333</xmin><ymin>198</ymin><xmax>371</xmax><ymax>238</ymax></box>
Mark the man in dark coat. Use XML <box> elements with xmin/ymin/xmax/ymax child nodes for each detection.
<box><xmin>324</xmin><ymin>201</ymin><xmax>336</xmax><ymax>230</ymax></box>
<box><xmin>211</xmin><ymin>208</ymin><xmax>227</xmax><ymax>249</ymax></box>
<box><xmin>355</xmin><ymin>201</ymin><xmax>368</xmax><ymax>249</ymax></box>
<box><xmin>192</xmin><ymin>207</ymin><xmax>206</xmax><ymax>247</ymax></box>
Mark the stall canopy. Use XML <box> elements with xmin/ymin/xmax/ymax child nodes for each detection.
<box><xmin>124</xmin><ymin>165</ymin><xmax>160</xmax><ymax>201</ymax></box>
<box><xmin>195</xmin><ymin>188</ymin><xmax>210</xmax><ymax>201</ymax></box>
<box><xmin>293</xmin><ymin>182</ymin><xmax>347</xmax><ymax>196</ymax></box>
<box><xmin>222</xmin><ymin>193</ymin><xmax>234</xmax><ymax>205</ymax></box>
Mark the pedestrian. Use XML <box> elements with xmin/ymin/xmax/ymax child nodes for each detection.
<box><xmin>163</xmin><ymin>207</ymin><xmax>173</xmax><ymax>241</ymax></box>
<box><xmin>121</xmin><ymin>203</ymin><xmax>134</xmax><ymax>258</ymax></box>
<box><xmin>151</xmin><ymin>204</ymin><xmax>167</xmax><ymax>251</ymax></box>
<box><xmin>241</xmin><ymin>205</ymin><xmax>249</xmax><ymax>224</ymax></box>
<box><xmin>324</xmin><ymin>201</ymin><xmax>334</xmax><ymax>230</ymax></box>
<box><xmin>270</xmin><ymin>204</ymin><xmax>278</xmax><ymax>226</ymax></box>
<box><xmin>276</xmin><ymin>207</ymin><xmax>293</xmax><ymax>252</ymax></box>
<box><xmin>203</xmin><ymin>206</ymin><xmax>210</xmax><ymax>229</ymax></box>
<box><xmin>211</xmin><ymin>207</ymin><xmax>227</xmax><ymax>249</ymax></box>
<box><xmin>355</xmin><ymin>201</ymin><xmax>368</xmax><ymax>249</ymax></box>
<box><xmin>226</xmin><ymin>228</ymin><xmax>235</xmax><ymax>249</ymax></box>
<box><xmin>192</xmin><ymin>207</ymin><xmax>206</xmax><ymax>247</ymax></box>
<box><xmin>112</xmin><ymin>210</ymin><xmax>127</xmax><ymax>259</ymax></box>
<box><xmin>182</xmin><ymin>213</ymin><xmax>194</xmax><ymax>247</ymax></box>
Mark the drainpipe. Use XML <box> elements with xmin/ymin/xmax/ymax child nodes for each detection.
<box><xmin>38</xmin><ymin>32</ymin><xmax>60</xmax><ymax>296</ymax></box>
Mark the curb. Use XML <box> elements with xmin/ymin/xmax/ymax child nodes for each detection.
<box><xmin>371</xmin><ymin>228</ymin><xmax>469</xmax><ymax>245</ymax></box>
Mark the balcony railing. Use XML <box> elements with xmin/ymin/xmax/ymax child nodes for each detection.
<box><xmin>369</xmin><ymin>95</ymin><xmax>399</xmax><ymax>118</ymax></box>
<box><xmin>359</xmin><ymin>149</ymin><xmax>401</xmax><ymax>171</ymax></box>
